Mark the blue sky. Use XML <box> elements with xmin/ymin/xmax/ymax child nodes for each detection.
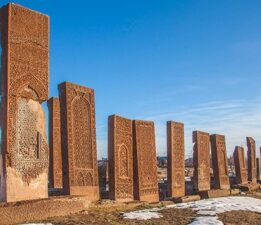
<box><xmin>2</xmin><ymin>0</ymin><xmax>261</xmax><ymax>158</ymax></box>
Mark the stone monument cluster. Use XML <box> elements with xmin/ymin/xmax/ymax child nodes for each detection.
<box><xmin>0</xmin><ymin>3</ymin><xmax>260</xmax><ymax>204</ymax></box>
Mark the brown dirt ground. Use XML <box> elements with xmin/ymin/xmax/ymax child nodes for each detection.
<box><xmin>26</xmin><ymin>191</ymin><xmax>261</xmax><ymax>225</ymax></box>
<box><xmin>217</xmin><ymin>190</ymin><xmax>261</xmax><ymax>225</ymax></box>
<box><xmin>218</xmin><ymin>210</ymin><xmax>261</xmax><ymax>225</ymax></box>
<box><xmin>40</xmin><ymin>203</ymin><xmax>196</xmax><ymax>225</ymax></box>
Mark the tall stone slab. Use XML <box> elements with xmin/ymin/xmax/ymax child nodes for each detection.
<box><xmin>0</xmin><ymin>4</ymin><xmax>49</xmax><ymax>202</ymax></box>
<box><xmin>233</xmin><ymin>146</ymin><xmax>248</xmax><ymax>184</ymax></box>
<box><xmin>133</xmin><ymin>120</ymin><xmax>159</xmax><ymax>202</ymax></box>
<box><xmin>193</xmin><ymin>131</ymin><xmax>210</xmax><ymax>192</ymax></box>
<box><xmin>108</xmin><ymin>115</ymin><xmax>133</xmax><ymax>201</ymax></box>
<box><xmin>58</xmin><ymin>82</ymin><xmax>99</xmax><ymax>201</ymax></box>
<box><xmin>210</xmin><ymin>134</ymin><xmax>230</xmax><ymax>190</ymax></box>
<box><xmin>47</xmin><ymin>97</ymin><xmax>62</xmax><ymax>189</ymax></box>
<box><xmin>246</xmin><ymin>137</ymin><xmax>257</xmax><ymax>183</ymax></box>
<box><xmin>257</xmin><ymin>158</ymin><xmax>261</xmax><ymax>181</ymax></box>
<box><xmin>167</xmin><ymin>121</ymin><xmax>185</xmax><ymax>197</ymax></box>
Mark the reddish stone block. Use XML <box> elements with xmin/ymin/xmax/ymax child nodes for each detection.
<box><xmin>108</xmin><ymin>115</ymin><xmax>134</xmax><ymax>201</ymax></box>
<box><xmin>133</xmin><ymin>120</ymin><xmax>159</xmax><ymax>202</ymax></box>
<box><xmin>0</xmin><ymin>3</ymin><xmax>49</xmax><ymax>202</ymax></box>
<box><xmin>58</xmin><ymin>82</ymin><xmax>99</xmax><ymax>201</ymax></box>
<box><xmin>233</xmin><ymin>146</ymin><xmax>248</xmax><ymax>184</ymax></box>
<box><xmin>257</xmin><ymin>158</ymin><xmax>261</xmax><ymax>181</ymax></box>
<box><xmin>47</xmin><ymin>97</ymin><xmax>62</xmax><ymax>189</ymax></box>
<box><xmin>167</xmin><ymin>121</ymin><xmax>185</xmax><ymax>197</ymax></box>
<box><xmin>210</xmin><ymin>134</ymin><xmax>230</xmax><ymax>190</ymax></box>
<box><xmin>193</xmin><ymin>131</ymin><xmax>210</xmax><ymax>192</ymax></box>
<box><xmin>246</xmin><ymin>137</ymin><xmax>257</xmax><ymax>183</ymax></box>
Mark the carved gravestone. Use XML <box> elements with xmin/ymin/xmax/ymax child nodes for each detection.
<box><xmin>58</xmin><ymin>82</ymin><xmax>99</xmax><ymax>201</ymax></box>
<box><xmin>246</xmin><ymin>137</ymin><xmax>257</xmax><ymax>183</ymax></box>
<box><xmin>47</xmin><ymin>97</ymin><xmax>62</xmax><ymax>189</ymax></box>
<box><xmin>233</xmin><ymin>146</ymin><xmax>248</xmax><ymax>184</ymax></box>
<box><xmin>210</xmin><ymin>134</ymin><xmax>230</xmax><ymax>190</ymax></box>
<box><xmin>257</xmin><ymin>158</ymin><xmax>261</xmax><ymax>181</ymax></box>
<box><xmin>193</xmin><ymin>131</ymin><xmax>210</xmax><ymax>192</ymax></box>
<box><xmin>108</xmin><ymin>115</ymin><xmax>133</xmax><ymax>201</ymax></box>
<box><xmin>0</xmin><ymin>3</ymin><xmax>49</xmax><ymax>202</ymax></box>
<box><xmin>133</xmin><ymin>120</ymin><xmax>159</xmax><ymax>202</ymax></box>
<box><xmin>167</xmin><ymin>121</ymin><xmax>185</xmax><ymax>197</ymax></box>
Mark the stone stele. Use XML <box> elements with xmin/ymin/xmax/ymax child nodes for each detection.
<box><xmin>108</xmin><ymin>115</ymin><xmax>134</xmax><ymax>201</ymax></box>
<box><xmin>193</xmin><ymin>131</ymin><xmax>211</xmax><ymax>192</ymax></box>
<box><xmin>246</xmin><ymin>137</ymin><xmax>257</xmax><ymax>183</ymax></box>
<box><xmin>233</xmin><ymin>146</ymin><xmax>248</xmax><ymax>185</ymax></box>
<box><xmin>47</xmin><ymin>97</ymin><xmax>62</xmax><ymax>189</ymax></box>
<box><xmin>210</xmin><ymin>134</ymin><xmax>230</xmax><ymax>190</ymax></box>
<box><xmin>133</xmin><ymin>120</ymin><xmax>159</xmax><ymax>202</ymax></box>
<box><xmin>256</xmin><ymin>158</ymin><xmax>261</xmax><ymax>181</ymax></box>
<box><xmin>0</xmin><ymin>3</ymin><xmax>49</xmax><ymax>202</ymax></box>
<box><xmin>58</xmin><ymin>82</ymin><xmax>99</xmax><ymax>201</ymax></box>
<box><xmin>167</xmin><ymin>121</ymin><xmax>185</xmax><ymax>197</ymax></box>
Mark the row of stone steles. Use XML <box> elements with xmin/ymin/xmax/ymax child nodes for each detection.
<box><xmin>48</xmin><ymin>94</ymin><xmax>261</xmax><ymax>202</ymax></box>
<box><xmin>0</xmin><ymin>2</ymin><xmax>260</xmax><ymax>204</ymax></box>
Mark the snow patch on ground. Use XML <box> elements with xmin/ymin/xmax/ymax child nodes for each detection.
<box><xmin>188</xmin><ymin>216</ymin><xmax>223</xmax><ymax>225</ymax></box>
<box><xmin>123</xmin><ymin>196</ymin><xmax>261</xmax><ymax>225</ymax></box>
<box><xmin>122</xmin><ymin>208</ymin><xmax>162</xmax><ymax>220</ymax></box>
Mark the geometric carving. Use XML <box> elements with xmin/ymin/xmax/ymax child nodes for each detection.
<box><xmin>167</xmin><ymin>121</ymin><xmax>185</xmax><ymax>197</ymax></box>
<box><xmin>246</xmin><ymin>137</ymin><xmax>257</xmax><ymax>183</ymax></box>
<box><xmin>58</xmin><ymin>82</ymin><xmax>99</xmax><ymax>201</ymax></box>
<box><xmin>0</xmin><ymin>4</ymin><xmax>49</xmax><ymax>202</ymax></box>
<box><xmin>193</xmin><ymin>131</ymin><xmax>210</xmax><ymax>192</ymax></box>
<box><xmin>133</xmin><ymin>120</ymin><xmax>159</xmax><ymax>202</ymax></box>
<box><xmin>72</xmin><ymin>97</ymin><xmax>93</xmax><ymax>170</ymax></box>
<box><xmin>210</xmin><ymin>134</ymin><xmax>230</xmax><ymax>190</ymax></box>
<box><xmin>47</xmin><ymin>97</ymin><xmax>62</xmax><ymax>189</ymax></box>
<box><xmin>119</xmin><ymin>145</ymin><xmax>129</xmax><ymax>178</ymax></box>
<box><xmin>233</xmin><ymin>146</ymin><xmax>248</xmax><ymax>184</ymax></box>
<box><xmin>108</xmin><ymin>115</ymin><xmax>133</xmax><ymax>201</ymax></box>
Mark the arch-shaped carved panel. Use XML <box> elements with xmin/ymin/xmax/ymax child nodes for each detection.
<box><xmin>9</xmin><ymin>74</ymin><xmax>48</xmax><ymax>101</ymax></box>
<box><xmin>119</xmin><ymin>144</ymin><xmax>129</xmax><ymax>178</ymax></box>
<box><xmin>72</xmin><ymin>96</ymin><xmax>93</xmax><ymax>169</ymax></box>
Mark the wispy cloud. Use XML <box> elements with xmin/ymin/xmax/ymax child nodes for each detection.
<box><xmin>147</xmin><ymin>97</ymin><xmax>261</xmax><ymax>158</ymax></box>
<box><xmin>97</xmin><ymin>97</ymin><xmax>261</xmax><ymax>159</ymax></box>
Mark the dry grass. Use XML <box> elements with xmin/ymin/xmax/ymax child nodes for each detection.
<box><xmin>41</xmin><ymin>203</ymin><xmax>196</xmax><ymax>225</ymax></box>
<box><xmin>218</xmin><ymin>210</ymin><xmax>261</xmax><ymax>225</ymax></box>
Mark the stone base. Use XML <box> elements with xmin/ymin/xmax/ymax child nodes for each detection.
<box><xmin>237</xmin><ymin>183</ymin><xmax>260</xmax><ymax>192</ymax></box>
<box><xmin>2</xmin><ymin>168</ymin><xmax>48</xmax><ymax>203</ymax></box>
<box><xmin>168</xmin><ymin>188</ymin><xmax>185</xmax><ymax>198</ymax></box>
<box><xmin>199</xmin><ymin>189</ymin><xmax>230</xmax><ymax>199</ymax></box>
<box><xmin>138</xmin><ymin>194</ymin><xmax>159</xmax><ymax>203</ymax></box>
<box><xmin>112</xmin><ymin>198</ymin><xmax>134</xmax><ymax>202</ymax></box>
<box><xmin>230</xmin><ymin>188</ymin><xmax>240</xmax><ymax>195</ymax></box>
<box><xmin>171</xmin><ymin>195</ymin><xmax>201</xmax><ymax>203</ymax></box>
<box><xmin>67</xmin><ymin>186</ymin><xmax>100</xmax><ymax>202</ymax></box>
<box><xmin>0</xmin><ymin>196</ymin><xmax>90</xmax><ymax>225</ymax></box>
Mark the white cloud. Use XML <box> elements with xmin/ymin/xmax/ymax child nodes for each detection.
<box><xmin>149</xmin><ymin>97</ymin><xmax>261</xmax><ymax>158</ymax></box>
<box><xmin>97</xmin><ymin>97</ymin><xmax>261</xmax><ymax>159</ymax></box>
